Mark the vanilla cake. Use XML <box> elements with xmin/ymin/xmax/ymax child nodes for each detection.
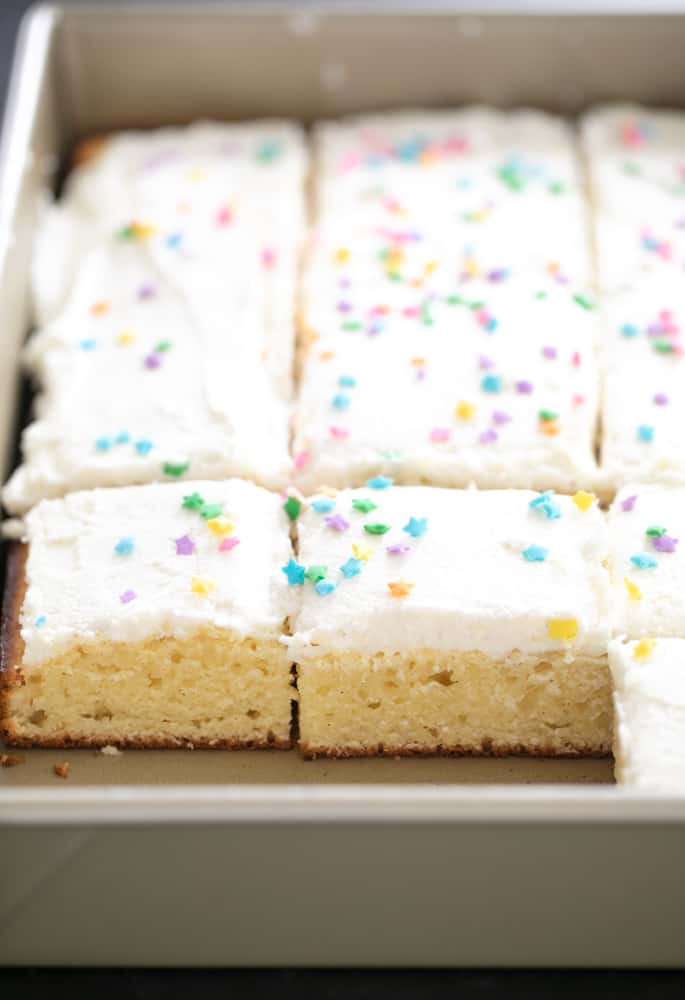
<box><xmin>3</xmin><ymin>123</ymin><xmax>306</xmax><ymax>513</ymax></box>
<box><xmin>609</xmin><ymin>637</ymin><xmax>685</xmax><ymax>792</ymax></box>
<box><xmin>583</xmin><ymin>105</ymin><xmax>685</xmax><ymax>293</ymax></box>
<box><xmin>608</xmin><ymin>485</ymin><xmax>685</xmax><ymax>640</ymax></box>
<box><xmin>0</xmin><ymin>480</ymin><xmax>296</xmax><ymax>748</ymax></box>
<box><xmin>288</xmin><ymin>485</ymin><xmax>611</xmax><ymax>757</ymax></box>
<box><xmin>294</xmin><ymin>281</ymin><xmax>600</xmax><ymax>492</ymax></box>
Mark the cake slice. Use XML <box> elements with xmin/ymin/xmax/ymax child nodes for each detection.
<box><xmin>288</xmin><ymin>484</ymin><xmax>611</xmax><ymax>757</ymax></box>
<box><xmin>0</xmin><ymin>480</ymin><xmax>296</xmax><ymax>748</ymax></box>
<box><xmin>608</xmin><ymin>484</ymin><xmax>685</xmax><ymax>639</ymax></box>
<box><xmin>293</xmin><ymin>280</ymin><xmax>599</xmax><ymax>493</ymax></box>
<box><xmin>609</xmin><ymin>637</ymin><xmax>685</xmax><ymax>792</ymax></box>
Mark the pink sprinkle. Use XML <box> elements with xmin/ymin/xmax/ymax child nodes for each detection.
<box><xmin>386</xmin><ymin>542</ymin><xmax>410</xmax><ymax>554</ymax></box>
<box><xmin>515</xmin><ymin>380</ymin><xmax>533</xmax><ymax>394</ymax></box>
<box><xmin>175</xmin><ymin>534</ymin><xmax>195</xmax><ymax>556</ymax></box>
<box><xmin>492</xmin><ymin>410</ymin><xmax>511</xmax><ymax>425</ymax></box>
<box><xmin>429</xmin><ymin>427</ymin><xmax>450</xmax><ymax>443</ymax></box>
<box><xmin>294</xmin><ymin>450</ymin><xmax>310</xmax><ymax>471</ymax></box>
<box><xmin>120</xmin><ymin>589</ymin><xmax>136</xmax><ymax>604</ymax></box>
<box><xmin>261</xmin><ymin>247</ymin><xmax>277</xmax><ymax>270</ymax></box>
<box><xmin>216</xmin><ymin>205</ymin><xmax>232</xmax><ymax>226</ymax></box>
<box><xmin>572</xmin><ymin>393</ymin><xmax>587</xmax><ymax>406</ymax></box>
<box><xmin>219</xmin><ymin>537</ymin><xmax>240</xmax><ymax>552</ymax></box>
<box><xmin>402</xmin><ymin>306</ymin><xmax>420</xmax><ymax>318</ymax></box>
<box><xmin>571</xmin><ymin>351</ymin><xmax>581</xmax><ymax>367</ymax></box>
<box><xmin>326</xmin><ymin>513</ymin><xmax>350</xmax><ymax>532</ymax></box>
<box><xmin>329</xmin><ymin>425</ymin><xmax>349</xmax><ymax>440</ymax></box>
<box><xmin>542</xmin><ymin>346</ymin><xmax>557</xmax><ymax>360</ymax></box>
<box><xmin>144</xmin><ymin>353</ymin><xmax>161</xmax><ymax>370</ymax></box>
<box><xmin>654</xmin><ymin>392</ymin><xmax>669</xmax><ymax>405</ymax></box>
<box><xmin>479</xmin><ymin>428</ymin><xmax>498</xmax><ymax>444</ymax></box>
<box><xmin>621</xmin><ymin>495</ymin><xmax>637</xmax><ymax>512</ymax></box>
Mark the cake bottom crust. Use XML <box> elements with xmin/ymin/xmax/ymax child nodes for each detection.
<box><xmin>298</xmin><ymin>648</ymin><xmax>612</xmax><ymax>760</ymax></box>
<box><xmin>2</xmin><ymin>630</ymin><xmax>295</xmax><ymax>751</ymax></box>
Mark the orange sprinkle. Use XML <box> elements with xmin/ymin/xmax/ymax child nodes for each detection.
<box><xmin>90</xmin><ymin>300</ymin><xmax>110</xmax><ymax>316</ymax></box>
<box><xmin>388</xmin><ymin>579</ymin><xmax>415</xmax><ymax>599</ymax></box>
<box><xmin>540</xmin><ymin>420</ymin><xmax>561</xmax><ymax>436</ymax></box>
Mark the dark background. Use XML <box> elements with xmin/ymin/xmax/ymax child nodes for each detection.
<box><xmin>0</xmin><ymin>0</ymin><xmax>683</xmax><ymax>995</ymax></box>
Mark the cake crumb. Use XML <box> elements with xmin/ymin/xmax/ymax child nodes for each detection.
<box><xmin>0</xmin><ymin>753</ymin><xmax>25</xmax><ymax>768</ymax></box>
<box><xmin>53</xmin><ymin>762</ymin><xmax>70</xmax><ymax>779</ymax></box>
<box><xmin>100</xmin><ymin>745</ymin><xmax>122</xmax><ymax>756</ymax></box>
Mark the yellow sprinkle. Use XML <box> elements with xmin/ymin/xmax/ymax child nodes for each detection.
<box><xmin>455</xmin><ymin>400</ymin><xmax>476</xmax><ymax>421</ymax></box>
<box><xmin>206</xmin><ymin>517</ymin><xmax>234</xmax><ymax>537</ymax></box>
<box><xmin>464</xmin><ymin>257</ymin><xmax>480</xmax><ymax>278</ymax></box>
<box><xmin>191</xmin><ymin>576</ymin><xmax>215</xmax><ymax>596</ymax></box>
<box><xmin>130</xmin><ymin>221</ymin><xmax>158</xmax><ymax>239</ymax></box>
<box><xmin>116</xmin><ymin>330</ymin><xmax>136</xmax><ymax>346</ymax></box>
<box><xmin>352</xmin><ymin>543</ymin><xmax>372</xmax><ymax>561</ymax></box>
<box><xmin>633</xmin><ymin>638</ymin><xmax>657</xmax><ymax>659</ymax></box>
<box><xmin>572</xmin><ymin>491</ymin><xmax>596</xmax><ymax>511</ymax></box>
<box><xmin>548</xmin><ymin>618</ymin><xmax>578</xmax><ymax>641</ymax></box>
<box><xmin>334</xmin><ymin>248</ymin><xmax>350</xmax><ymax>264</ymax></box>
<box><xmin>410</xmin><ymin>356</ymin><xmax>427</xmax><ymax>367</ymax></box>
<box><xmin>424</xmin><ymin>260</ymin><xmax>438</xmax><ymax>274</ymax></box>
<box><xmin>188</xmin><ymin>166</ymin><xmax>207</xmax><ymax>182</ymax></box>
<box><xmin>624</xmin><ymin>577</ymin><xmax>642</xmax><ymax>601</ymax></box>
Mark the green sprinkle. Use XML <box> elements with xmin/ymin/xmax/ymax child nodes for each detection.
<box><xmin>646</xmin><ymin>525</ymin><xmax>667</xmax><ymax>536</ymax></box>
<box><xmin>535</xmin><ymin>290</ymin><xmax>548</xmax><ymax>300</ymax></box>
<box><xmin>548</xmin><ymin>180</ymin><xmax>565</xmax><ymax>195</ymax></box>
<box><xmin>304</xmin><ymin>565</ymin><xmax>327</xmax><ymax>583</ymax></box>
<box><xmin>352</xmin><ymin>498</ymin><xmax>378</xmax><ymax>514</ymax></box>
<box><xmin>468</xmin><ymin>300</ymin><xmax>486</xmax><ymax>310</ymax></box>
<box><xmin>539</xmin><ymin>409</ymin><xmax>559</xmax><ymax>422</ymax></box>
<box><xmin>200</xmin><ymin>503</ymin><xmax>223</xmax><ymax>520</ymax></box>
<box><xmin>283</xmin><ymin>495</ymin><xmax>302</xmax><ymax>521</ymax></box>
<box><xmin>446</xmin><ymin>294</ymin><xmax>464</xmax><ymax>306</ymax></box>
<box><xmin>421</xmin><ymin>304</ymin><xmax>433</xmax><ymax>326</ymax></box>
<box><xmin>342</xmin><ymin>321</ymin><xmax>362</xmax><ymax>332</ymax></box>
<box><xmin>182</xmin><ymin>492</ymin><xmax>205</xmax><ymax>510</ymax></box>
<box><xmin>653</xmin><ymin>339</ymin><xmax>674</xmax><ymax>354</ymax></box>
<box><xmin>364</xmin><ymin>523</ymin><xmax>391</xmax><ymax>535</ymax></box>
<box><xmin>256</xmin><ymin>140</ymin><xmax>282</xmax><ymax>163</ymax></box>
<box><xmin>155</xmin><ymin>340</ymin><xmax>172</xmax><ymax>353</ymax></box>
<box><xmin>573</xmin><ymin>293</ymin><xmax>594</xmax><ymax>310</ymax></box>
<box><xmin>163</xmin><ymin>461</ymin><xmax>189</xmax><ymax>478</ymax></box>
<box><xmin>117</xmin><ymin>225</ymin><xmax>135</xmax><ymax>240</ymax></box>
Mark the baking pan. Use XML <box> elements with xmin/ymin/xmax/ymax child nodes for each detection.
<box><xmin>2</xmin><ymin>2</ymin><xmax>685</xmax><ymax>967</ymax></box>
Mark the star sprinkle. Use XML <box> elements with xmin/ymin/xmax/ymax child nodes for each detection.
<box><xmin>630</xmin><ymin>552</ymin><xmax>658</xmax><ymax>569</ymax></box>
<box><xmin>338</xmin><ymin>375</ymin><xmax>357</xmax><ymax>387</ymax></box>
<box><xmin>367</xmin><ymin>475</ymin><xmax>393</xmax><ymax>489</ymax></box>
<box><xmin>332</xmin><ymin>393</ymin><xmax>351</xmax><ymax>410</ymax></box>
<box><xmin>315</xmin><ymin>579</ymin><xmax>337</xmax><ymax>596</ymax></box>
<box><xmin>191</xmin><ymin>576</ymin><xmax>215</xmax><ymax>596</ymax></box>
<box><xmin>219</xmin><ymin>537</ymin><xmax>240</xmax><ymax>553</ymax></box>
<box><xmin>120</xmin><ymin>590</ymin><xmax>137</xmax><ymax>604</ymax></box>
<box><xmin>652</xmin><ymin>534</ymin><xmax>678</xmax><ymax>553</ymax></box>
<box><xmin>624</xmin><ymin>577</ymin><xmax>643</xmax><ymax>600</ymax></box>
<box><xmin>364</xmin><ymin>523</ymin><xmax>391</xmax><ymax>535</ymax></box>
<box><xmin>114</xmin><ymin>537</ymin><xmax>135</xmax><ymax>556</ymax></box>
<box><xmin>340</xmin><ymin>557</ymin><xmax>362</xmax><ymax>578</ymax></box>
<box><xmin>388</xmin><ymin>579</ymin><xmax>414</xmax><ymax>598</ymax></box>
<box><xmin>637</xmin><ymin>425</ymin><xmax>654</xmax><ymax>442</ymax></box>
<box><xmin>523</xmin><ymin>544</ymin><xmax>548</xmax><ymax>562</ymax></box>
<box><xmin>95</xmin><ymin>437</ymin><xmax>112</xmax><ymax>452</ymax></box>
<box><xmin>479</xmin><ymin>429</ymin><xmax>498</xmax><ymax>444</ymax></box>
<box><xmin>621</xmin><ymin>495</ymin><xmax>637</xmax><ymax>512</ymax></box>
<box><xmin>430</xmin><ymin>427</ymin><xmax>451</xmax><ymax>443</ymax></box>
<box><xmin>135</xmin><ymin>439</ymin><xmax>154</xmax><ymax>456</ymax></box>
<box><xmin>403</xmin><ymin>517</ymin><xmax>428</xmax><ymax>538</ymax></box>
<box><xmin>455</xmin><ymin>400</ymin><xmax>476</xmax><ymax>420</ymax></box>
<box><xmin>163</xmin><ymin>461</ymin><xmax>189</xmax><ymax>478</ymax></box>
<box><xmin>572</xmin><ymin>491</ymin><xmax>596</xmax><ymax>511</ymax></box>
<box><xmin>548</xmin><ymin>618</ymin><xmax>578</xmax><ymax>641</ymax></box>
<box><xmin>182</xmin><ymin>492</ymin><xmax>205</xmax><ymax>510</ymax></box>
<box><xmin>305</xmin><ymin>565</ymin><xmax>327</xmax><ymax>584</ymax></box>
<box><xmin>200</xmin><ymin>503</ymin><xmax>223</xmax><ymax>520</ymax></box>
<box><xmin>282</xmin><ymin>558</ymin><xmax>305</xmax><ymax>585</ymax></box>
<box><xmin>386</xmin><ymin>542</ymin><xmax>410</xmax><ymax>554</ymax></box>
<box><xmin>311</xmin><ymin>498</ymin><xmax>336</xmax><ymax>513</ymax></box>
<box><xmin>283</xmin><ymin>495</ymin><xmax>302</xmax><ymax>521</ymax></box>
<box><xmin>35</xmin><ymin>615</ymin><xmax>46</xmax><ymax>627</ymax></box>
<box><xmin>206</xmin><ymin>517</ymin><xmax>234</xmax><ymax>537</ymax></box>
<box><xmin>352</xmin><ymin>498</ymin><xmax>377</xmax><ymax>514</ymax></box>
<box><xmin>352</xmin><ymin>543</ymin><xmax>372</xmax><ymax>561</ymax></box>
<box><xmin>326</xmin><ymin>513</ymin><xmax>350</xmax><ymax>532</ymax></box>
<box><xmin>481</xmin><ymin>373</ymin><xmax>502</xmax><ymax>393</ymax></box>
<box><xmin>175</xmin><ymin>535</ymin><xmax>196</xmax><ymax>556</ymax></box>
<box><xmin>529</xmin><ymin>490</ymin><xmax>561</xmax><ymax>520</ymax></box>
<box><xmin>633</xmin><ymin>638</ymin><xmax>657</xmax><ymax>659</ymax></box>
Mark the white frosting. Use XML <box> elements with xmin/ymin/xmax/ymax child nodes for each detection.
<box><xmin>294</xmin><ymin>281</ymin><xmax>599</xmax><ymax>492</ymax></box>
<box><xmin>287</xmin><ymin>486</ymin><xmax>610</xmax><ymax>660</ymax></box>
<box><xmin>609</xmin><ymin>637</ymin><xmax>685</xmax><ymax>792</ymax></box>
<box><xmin>19</xmin><ymin>479</ymin><xmax>296</xmax><ymax>665</ymax></box>
<box><xmin>6</xmin><ymin>122</ymin><xmax>306</xmax><ymax>513</ymax></box>
<box><xmin>608</xmin><ymin>485</ymin><xmax>685</xmax><ymax>638</ymax></box>
<box><xmin>583</xmin><ymin>105</ymin><xmax>685</xmax><ymax>293</ymax></box>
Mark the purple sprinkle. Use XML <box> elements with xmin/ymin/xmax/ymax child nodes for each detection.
<box><xmin>492</xmin><ymin>410</ymin><xmax>511</xmax><ymax>425</ymax></box>
<box><xmin>654</xmin><ymin>392</ymin><xmax>669</xmax><ymax>405</ymax></box>
<box><xmin>515</xmin><ymin>380</ymin><xmax>534</xmax><ymax>395</ymax></box>
<box><xmin>338</xmin><ymin>278</ymin><xmax>352</xmax><ymax>289</ymax></box>
<box><xmin>416</xmin><ymin>368</ymin><xmax>427</xmax><ymax>381</ymax></box>
<box><xmin>478</xmin><ymin>354</ymin><xmax>494</xmax><ymax>370</ymax></box>
<box><xmin>175</xmin><ymin>534</ymin><xmax>196</xmax><ymax>556</ymax></box>
<box><xmin>386</xmin><ymin>542</ymin><xmax>410</xmax><ymax>554</ymax></box>
<box><xmin>653</xmin><ymin>534</ymin><xmax>678</xmax><ymax>553</ymax></box>
<box><xmin>621</xmin><ymin>495</ymin><xmax>638</xmax><ymax>512</ymax></box>
<box><xmin>542</xmin><ymin>346</ymin><xmax>558</xmax><ymax>360</ymax></box>
<box><xmin>337</xmin><ymin>301</ymin><xmax>352</xmax><ymax>313</ymax></box>
<box><xmin>120</xmin><ymin>589</ymin><xmax>137</xmax><ymax>604</ymax></box>
<box><xmin>325</xmin><ymin>513</ymin><xmax>350</xmax><ymax>532</ymax></box>
<box><xmin>138</xmin><ymin>283</ymin><xmax>156</xmax><ymax>300</ymax></box>
<box><xmin>479</xmin><ymin>428</ymin><xmax>498</xmax><ymax>444</ymax></box>
<box><xmin>144</xmin><ymin>353</ymin><xmax>162</xmax><ymax>370</ymax></box>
